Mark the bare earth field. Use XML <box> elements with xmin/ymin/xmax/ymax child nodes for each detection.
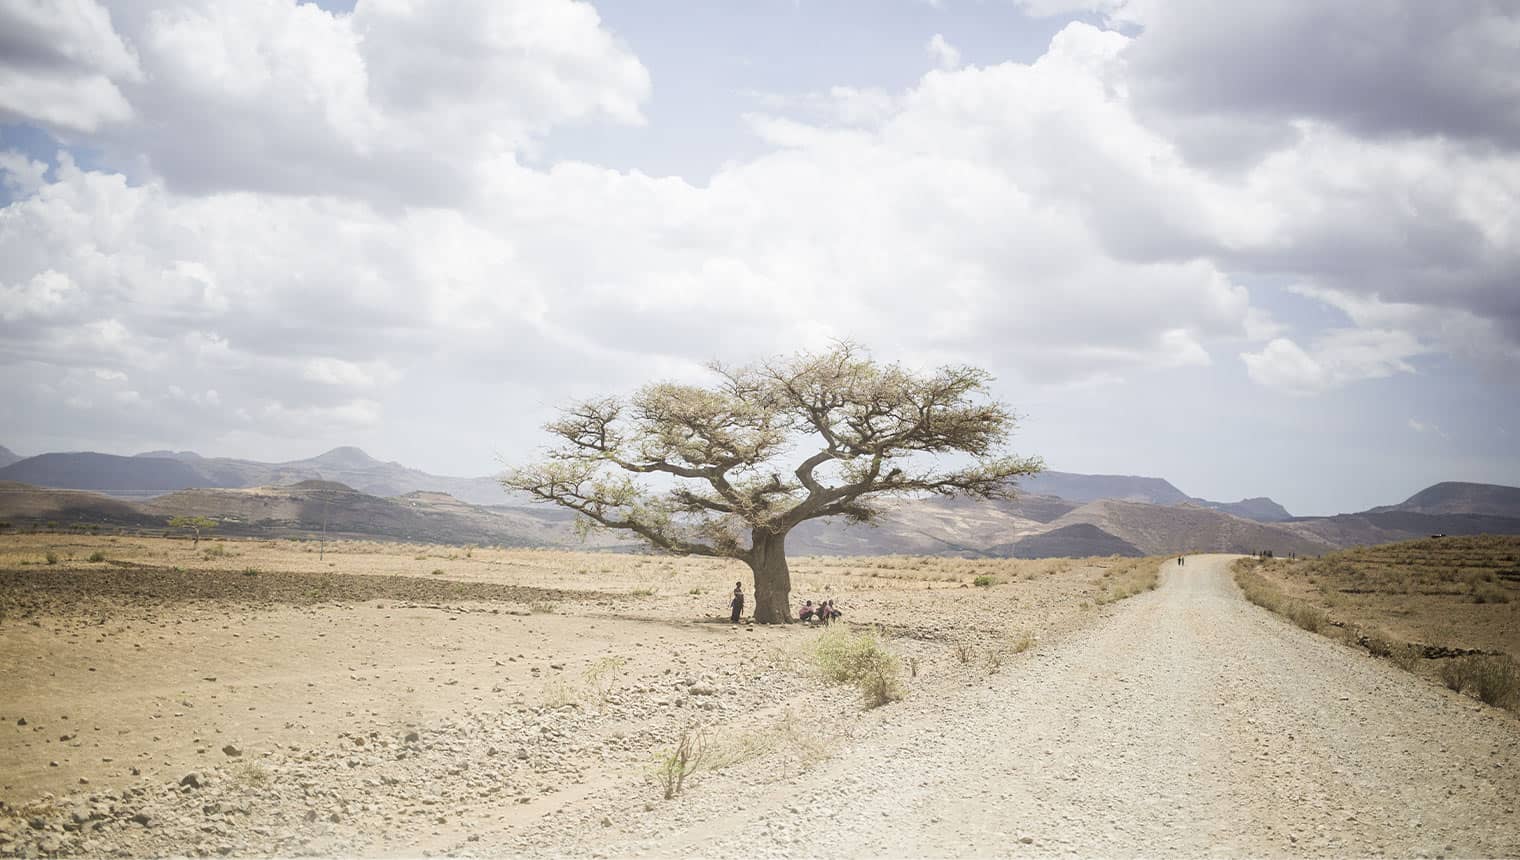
<box><xmin>1</xmin><ymin>535</ymin><xmax>1136</xmax><ymax>857</ymax></box>
<box><xmin>4</xmin><ymin>537</ymin><xmax>1518</xmax><ymax>856</ymax></box>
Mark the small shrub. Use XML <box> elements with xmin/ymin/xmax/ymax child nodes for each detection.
<box><xmin>584</xmin><ymin>656</ymin><xmax>628</xmax><ymax>703</ymax></box>
<box><xmin>1440</xmin><ymin>656</ymin><xmax>1478</xmax><ymax>693</ymax></box>
<box><xmin>242</xmin><ymin>567</ymin><xmax>259</xmax><ymax>576</ymax></box>
<box><xmin>1388</xmin><ymin>643</ymin><xmax>1423</xmax><ymax>673</ymax></box>
<box><xmin>528</xmin><ymin>601</ymin><xmax>558</xmax><ymax>614</ymax></box>
<box><xmin>1467</xmin><ymin>656</ymin><xmax>1520</xmax><ymax>709</ymax></box>
<box><xmin>1287</xmin><ymin>603</ymin><xmax>1328</xmax><ymax>633</ymax></box>
<box><xmin>953</xmin><ymin>641</ymin><xmax>975</xmax><ymax>664</ymax></box>
<box><xmin>653</xmin><ymin>727</ymin><xmax>707</xmax><ymax>800</ymax></box>
<box><xmin>813</xmin><ymin>628</ymin><xmax>906</xmax><ymax>708</ymax></box>
<box><xmin>972</xmin><ymin>575</ymin><xmax>995</xmax><ymax>588</ymax></box>
<box><xmin>44</xmin><ymin>552</ymin><xmax>58</xmax><ymax>565</ymax></box>
<box><xmin>629</xmin><ymin>587</ymin><xmax>657</xmax><ymax>597</ymax></box>
<box><xmin>431</xmin><ymin>568</ymin><xmax>445</xmax><ymax>576</ymax></box>
<box><xmin>1473</xmin><ymin>584</ymin><xmax>1511</xmax><ymax>604</ymax></box>
<box><xmin>87</xmin><ymin>551</ymin><xmax>106</xmax><ymax>563</ymax></box>
<box><xmin>1010</xmin><ymin>633</ymin><xmax>1033</xmax><ymax>654</ymax></box>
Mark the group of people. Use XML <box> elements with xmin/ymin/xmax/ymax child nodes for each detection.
<box><xmin>797</xmin><ymin>599</ymin><xmax>841</xmax><ymax>624</ymax></box>
<box><xmin>726</xmin><ymin>582</ymin><xmax>843</xmax><ymax>625</ymax></box>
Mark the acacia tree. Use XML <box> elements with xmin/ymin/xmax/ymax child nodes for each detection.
<box><xmin>167</xmin><ymin>515</ymin><xmax>217</xmax><ymax>547</ymax></box>
<box><xmin>504</xmin><ymin>344</ymin><xmax>1041</xmax><ymax>623</ymax></box>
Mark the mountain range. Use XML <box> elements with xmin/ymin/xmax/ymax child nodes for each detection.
<box><xmin>1</xmin><ymin>446</ymin><xmax>1517</xmax><ymax>558</ymax></box>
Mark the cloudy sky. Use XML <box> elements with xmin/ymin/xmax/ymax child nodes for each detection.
<box><xmin>1</xmin><ymin>0</ymin><xmax>1516</xmax><ymax>516</ymax></box>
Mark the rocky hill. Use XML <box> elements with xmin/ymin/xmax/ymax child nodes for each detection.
<box><xmin>0</xmin><ymin>446</ymin><xmax>19</xmax><ymax>468</ymax></box>
<box><xmin>1370</xmin><ymin>482</ymin><xmax>1520</xmax><ymax>518</ymax></box>
<box><xmin>0</xmin><ymin>480</ymin><xmax>618</xmax><ymax>549</ymax></box>
<box><xmin>0</xmin><ymin>453</ymin><xmax>240</xmax><ymax>497</ymax></box>
<box><xmin>1</xmin><ymin>447</ymin><xmax>514</xmax><ymax>505</ymax></box>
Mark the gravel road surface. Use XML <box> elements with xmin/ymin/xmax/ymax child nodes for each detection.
<box><xmin>602</xmin><ymin>554</ymin><xmax>1520</xmax><ymax>858</ymax></box>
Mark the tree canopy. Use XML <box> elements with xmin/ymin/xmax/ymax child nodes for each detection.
<box><xmin>504</xmin><ymin>343</ymin><xmax>1041</xmax><ymax>622</ymax></box>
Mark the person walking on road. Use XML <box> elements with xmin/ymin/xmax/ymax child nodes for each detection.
<box><xmin>1178</xmin><ymin>555</ymin><xmax>1185</xmax><ymax>566</ymax></box>
<box><xmin>730</xmin><ymin>581</ymin><xmax>744</xmax><ymax>624</ymax></box>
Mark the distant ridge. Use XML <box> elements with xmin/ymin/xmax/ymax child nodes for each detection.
<box><xmin>1017</xmin><ymin>471</ymin><xmax>1191</xmax><ymax>505</ymax></box>
<box><xmin>3</xmin><ymin>443</ymin><xmax>1517</xmax><ymax>558</ymax></box>
<box><xmin>1373</xmin><ymin>481</ymin><xmax>1520</xmax><ymax>519</ymax></box>
<box><xmin>0</xmin><ymin>447</ymin><xmax>514</xmax><ymax>505</ymax></box>
<box><xmin>0</xmin><ymin>446</ymin><xmax>19</xmax><ymax>468</ymax></box>
<box><xmin>0</xmin><ymin>452</ymin><xmax>240</xmax><ymax>497</ymax></box>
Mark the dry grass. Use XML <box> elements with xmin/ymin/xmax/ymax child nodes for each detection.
<box><xmin>1236</xmin><ymin>540</ymin><xmax>1520</xmax><ymax>715</ymax></box>
<box><xmin>1093</xmin><ymin>557</ymin><xmax>1164</xmax><ymax>605</ymax></box>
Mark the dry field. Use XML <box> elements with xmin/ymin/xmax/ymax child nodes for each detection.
<box><xmin>1234</xmin><ymin>534</ymin><xmax>1520</xmax><ymax>710</ymax></box>
<box><xmin>0</xmin><ymin>533</ymin><xmax>1159</xmax><ymax>857</ymax></box>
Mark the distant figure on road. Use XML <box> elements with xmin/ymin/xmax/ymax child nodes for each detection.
<box><xmin>1178</xmin><ymin>555</ymin><xmax>1185</xmax><ymax>566</ymax></box>
<box><xmin>730</xmin><ymin>581</ymin><xmax>744</xmax><ymax>624</ymax></box>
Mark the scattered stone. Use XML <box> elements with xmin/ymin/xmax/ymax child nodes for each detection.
<box><xmin>181</xmin><ymin>773</ymin><xmax>203</xmax><ymax>789</ymax></box>
<box><xmin>221</xmin><ymin>745</ymin><xmax>242</xmax><ymax>758</ymax></box>
<box><xmin>131</xmin><ymin>812</ymin><xmax>152</xmax><ymax>827</ymax></box>
<box><xmin>404</xmin><ymin>731</ymin><xmax>420</xmax><ymax>744</ymax></box>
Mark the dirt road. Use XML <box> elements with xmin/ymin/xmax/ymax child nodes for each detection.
<box><xmin>590</xmin><ymin>555</ymin><xmax>1520</xmax><ymax>857</ymax></box>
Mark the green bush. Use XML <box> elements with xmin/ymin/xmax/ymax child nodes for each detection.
<box><xmin>972</xmin><ymin>575</ymin><xmax>995</xmax><ymax>587</ymax></box>
<box><xmin>87</xmin><ymin>551</ymin><xmax>106</xmax><ymax>563</ymax></box>
<box><xmin>44</xmin><ymin>551</ymin><xmax>58</xmax><ymax>565</ymax></box>
<box><xmin>813</xmin><ymin>628</ymin><xmax>905</xmax><ymax>708</ymax></box>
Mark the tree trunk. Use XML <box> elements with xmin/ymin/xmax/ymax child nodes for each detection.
<box><xmin>748</xmin><ymin>530</ymin><xmax>793</xmax><ymax>624</ymax></box>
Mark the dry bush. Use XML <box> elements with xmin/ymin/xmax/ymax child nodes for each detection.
<box><xmin>953</xmin><ymin>641</ymin><xmax>976</xmax><ymax>664</ymax></box>
<box><xmin>1287</xmin><ymin>603</ymin><xmax>1329</xmax><ymax>633</ymax></box>
<box><xmin>1441</xmin><ymin>655</ymin><xmax>1519</xmax><ymax>709</ymax></box>
<box><xmin>583</xmin><ymin>656</ymin><xmax>627</xmax><ymax>703</ymax></box>
<box><xmin>813</xmin><ymin>627</ymin><xmax>906</xmax><ymax>708</ymax></box>
<box><xmin>1473</xmin><ymin>583</ymin><xmax>1511</xmax><ymax>604</ymax></box>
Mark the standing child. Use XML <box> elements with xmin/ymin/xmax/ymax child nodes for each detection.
<box><xmin>730</xmin><ymin>581</ymin><xmax>744</xmax><ymax>624</ymax></box>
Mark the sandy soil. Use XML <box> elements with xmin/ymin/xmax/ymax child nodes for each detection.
<box><xmin>0</xmin><ymin>535</ymin><xmax>1117</xmax><ymax>857</ymax></box>
<box><xmin>6</xmin><ymin>541</ymin><xmax>1516</xmax><ymax>857</ymax></box>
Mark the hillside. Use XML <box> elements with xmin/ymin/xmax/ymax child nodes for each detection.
<box><xmin>8</xmin><ymin>447</ymin><xmax>515</xmax><ymax>505</ymax></box>
<box><xmin>1373</xmin><ymin>482</ymin><xmax>1520</xmax><ymax>518</ymax></box>
<box><xmin>1017</xmin><ymin>471</ymin><xmax>1192</xmax><ymax>505</ymax></box>
<box><xmin>1051</xmin><ymin>499</ymin><xmax>1334</xmax><ymax>557</ymax></box>
<box><xmin>994</xmin><ymin>523</ymin><xmax>1143</xmax><ymax>558</ymax></box>
<box><xmin>1199</xmin><ymin>497</ymin><xmax>1293</xmax><ymax>522</ymax></box>
<box><xmin>0</xmin><ymin>481</ymin><xmax>160</xmax><ymax>528</ymax></box>
<box><xmin>0</xmin><ymin>453</ymin><xmax>241</xmax><ymax>498</ymax></box>
<box><xmin>0</xmin><ymin>446</ymin><xmax>19</xmax><ymax>468</ymax></box>
<box><xmin>0</xmin><ymin>480</ymin><xmax>615</xmax><ymax>548</ymax></box>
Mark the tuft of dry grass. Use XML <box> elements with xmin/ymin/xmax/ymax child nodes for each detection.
<box><xmin>1439</xmin><ymin>654</ymin><xmax>1519</xmax><ymax>710</ymax></box>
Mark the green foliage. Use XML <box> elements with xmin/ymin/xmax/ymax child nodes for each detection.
<box><xmin>812</xmin><ymin>627</ymin><xmax>905</xmax><ymax>708</ymax></box>
<box><xmin>972</xmin><ymin>575</ymin><xmax>995</xmax><ymax>587</ymax></box>
<box><xmin>652</xmin><ymin>727</ymin><xmax>707</xmax><ymax>800</ymax></box>
<box><xmin>87</xmin><ymin>551</ymin><xmax>106</xmax><ymax>563</ymax></box>
<box><xmin>44</xmin><ymin>551</ymin><xmax>58</xmax><ymax>565</ymax></box>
